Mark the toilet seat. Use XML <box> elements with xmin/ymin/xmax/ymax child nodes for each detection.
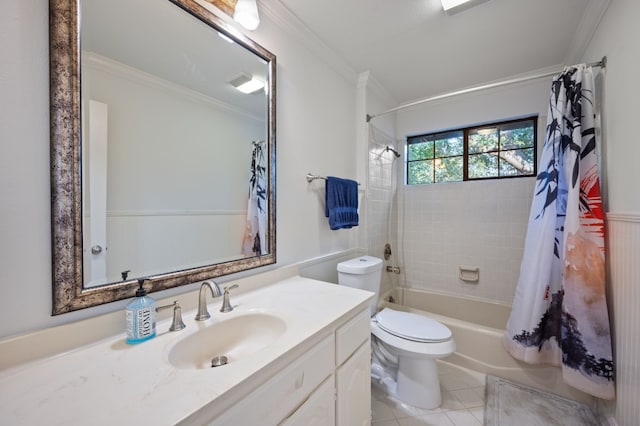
<box><xmin>371</xmin><ymin>319</ymin><xmax>456</xmax><ymax>358</ymax></box>
<box><xmin>370</xmin><ymin>309</ymin><xmax>456</xmax><ymax>358</ymax></box>
<box><xmin>374</xmin><ymin>308</ymin><xmax>452</xmax><ymax>343</ymax></box>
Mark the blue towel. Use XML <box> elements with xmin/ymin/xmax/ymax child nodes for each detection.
<box><xmin>325</xmin><ymin>176</ymin><xmax>359</xmax><ymax>230</ymax></box>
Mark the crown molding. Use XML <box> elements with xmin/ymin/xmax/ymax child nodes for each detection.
<box><xmin>563</xmin><ymin>0</ymin><xmax>612</xmax><ymax>65</ymax></box>
<box><xmin>358</xmin><ymin>71</ymin><xmax>398</xmax><ymax>108</ymax></box>
<box><xmin>258</xmin><ymin>0</ymin><xmax>359</xmax><ymax>85</ymax></box>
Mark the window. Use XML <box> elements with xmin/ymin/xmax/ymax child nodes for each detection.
<box><xmin>407</xmin><ymin>116</ymin><xmax>537</xmax><ymax>185</ymax></box>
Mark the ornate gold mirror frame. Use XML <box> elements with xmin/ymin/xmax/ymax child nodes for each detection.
<box><xmin>49</xmin><ymin>0</ymin><xmax>276</xmax><ymax>314</ymax></box>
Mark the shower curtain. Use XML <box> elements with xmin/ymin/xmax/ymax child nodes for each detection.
<box><xmin>242</xmin><ymin>141</ymin><xmax>267</xmax><ymax>257</ymax></box>
<box><xmin>503</xmin><ymin>65</ymin><xmax>614</xmax><ymax>399</ymax></box>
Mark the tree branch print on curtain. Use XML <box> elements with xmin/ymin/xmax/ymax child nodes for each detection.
<box><xmin>503</xmin><ymin>65</ymin><xmax>614</xmax><ymax>399</ymax></box>
<box><xmin>242</xmin><ymin>141</ymin><xmax>267</xmax><ymax>257</ymax></box>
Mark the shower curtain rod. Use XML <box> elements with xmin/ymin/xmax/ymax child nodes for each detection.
<box><xmin>366</xmin><ymin>56</ymin><xmax>607</xmax><ymax>122</ymax></box>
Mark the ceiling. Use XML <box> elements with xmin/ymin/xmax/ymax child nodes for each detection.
<box><xmin>276</xmin><ymin>0</ymin><xmax>609</xmax><ymax>105</ymax></box>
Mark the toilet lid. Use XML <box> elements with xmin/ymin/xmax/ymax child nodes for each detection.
<box><xmin>375</xmin><ymin>308</ymin><xmax>452</xmax><ymax>343</ymax></box>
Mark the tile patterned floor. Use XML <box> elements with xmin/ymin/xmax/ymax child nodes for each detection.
<box><xmin>372</xmin><ymin>361</ymin><xmax>486</xmax><ymax>426</ymax></box>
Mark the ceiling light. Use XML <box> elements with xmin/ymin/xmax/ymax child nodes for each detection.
<box><xmin>233</xmin><ymin>0</ymin><xmax>260</xmax><ymax>30</ymax></box>
<box><xmin>230</xmin><ymin>73</ymin><xmax>264</xmax><ymax>94</ymax></box>
<box><xmin>441</xmin><ymin>0</ymin><xmax>490</xmax><ymax>15</ymax></box>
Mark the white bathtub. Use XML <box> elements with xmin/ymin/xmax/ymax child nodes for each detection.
<box><xmin>380</xmin><ymin>287</ymin><xmax>594</xmax><ymax>405</ymax></box>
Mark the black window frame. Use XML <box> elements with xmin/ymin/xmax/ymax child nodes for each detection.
<box><xmin>406</xmin><ymin>116</ymin><xmax>538</xmax><ymax>185</ymax></box>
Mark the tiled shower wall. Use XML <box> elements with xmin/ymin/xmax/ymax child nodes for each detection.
<box><xmin>366</xmin><ymin>125</ymin><xmax>400</xmax><ymax>296</ymax></box>
<box><xmin>392</xmin><ymin>77</ymin><xmax>549</xmax><ymax>306</ymax></box>
<box><xmin>399</xmin><ymin>177</ymin><xmax>535</xmax><ymax>304</ymax></box>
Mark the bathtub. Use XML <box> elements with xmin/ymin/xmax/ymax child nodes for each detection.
<box><xmin>380</xmin><ymin>287</ymin><xmax>594</xmax><ymax>405</ymax></box>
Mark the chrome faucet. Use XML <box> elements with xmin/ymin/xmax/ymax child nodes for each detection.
<box><xmin>195</xmin><ymin>280</ymin><xmax>223</xmax><ymax>321</ymax></box>
<box><xmin>220</xmin><ymin>285</ymin><xmax>239</xmax><ymax>313</ymax></box>
<box><xmin>156</xmin><ymin>301</ymin><xmax>186</xmax><ymax>331</ymax></box>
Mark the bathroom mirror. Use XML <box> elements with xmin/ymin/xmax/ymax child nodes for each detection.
<box><xmin>50</xmin><ymin>0</ymin><xmax>276</xmax><ymax>314</ymax></box>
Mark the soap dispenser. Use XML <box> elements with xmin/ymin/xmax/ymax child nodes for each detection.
<box><xmin>125</xmin><ymin>279</ymin><xmax>157</xmax><ymax>344</ymax></box>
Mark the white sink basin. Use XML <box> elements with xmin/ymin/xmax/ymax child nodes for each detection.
<box><xmin>168</xmin><ymin>313</ymin><xmax>287</xmax><ymax>370</ymax></box>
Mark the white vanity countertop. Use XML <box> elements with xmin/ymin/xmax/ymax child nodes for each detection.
<box><xmin>0</xmin><ymin>277</ymin><xmax>373</xmax><ymax>425</ymax></box>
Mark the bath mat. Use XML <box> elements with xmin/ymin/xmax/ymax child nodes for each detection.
<box><xmin>484</xmin><ymin>376</ymin><xmax>599</xmax><ymax>426</ymax></box>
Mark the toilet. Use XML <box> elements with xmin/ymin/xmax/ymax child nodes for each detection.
<box><xmin>337</xmin><ymin>256</ymin><xmax>456</xmax><ymax>409</ymax></box>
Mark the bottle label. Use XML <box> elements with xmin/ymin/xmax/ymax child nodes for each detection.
<box><xmin>126</xmin><ymin>306</ymin><xmax>156</xmax><ymax>341</ymax></box>
<box><xmin>137</xmin><ymin>307</ymin><xmax>154</xmax><ymax>338</ymax></box>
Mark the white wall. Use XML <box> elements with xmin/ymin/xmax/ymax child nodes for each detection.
<box><xmin>395</xmin><ymin>80</ymin><xmax>549</xmax><ymax>304</ymax></box>
<box><xmin>252</xmin><ymin>9</ymin><xmax>359</xmax><ymax>266</ymax></box>
<box><xmin>582</xmin><ymin>0</ymin><xmax>640</xmax><ymax>214</ymax></box>
<box><xmin>0</xmin><ymin>0</ymin><xmax>52</xmax><ymax>337</ymax></box>
<box><xmin>0</xmin><ymin>0</ymin><xmax>359</xmax><ymax>338</ymax></box>
<box><xmin>581</xmin><ymin>0</ymin><xmax>640</xmax><ymax>423</ymax></box>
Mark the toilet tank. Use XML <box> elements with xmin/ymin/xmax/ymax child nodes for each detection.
<box><xmin>337</xmin><ymin>256</ymin><xmax>383</xmax><ymax>316</ymax></box>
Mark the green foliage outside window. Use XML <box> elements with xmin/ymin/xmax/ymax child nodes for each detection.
<box><xmin>407</xmin><ymin>132</ymin><xmax>463</xmax><ymax>184</ymax></box>
<box><xmin>407</xmin><ymin>117</ymin><xmax>537</xmax><ymax>184</ymax></box>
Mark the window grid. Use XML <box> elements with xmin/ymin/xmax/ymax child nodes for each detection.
<box><xmin>407</xmin><ymin>116</ymin><xmax>537</xmax><ymax>185</ymax></box>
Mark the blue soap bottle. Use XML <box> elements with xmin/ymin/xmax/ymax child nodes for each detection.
<box><xmin>125</xmin><ymin>279</ymin><xmax>156</xmax><ymax>344</ymax></box>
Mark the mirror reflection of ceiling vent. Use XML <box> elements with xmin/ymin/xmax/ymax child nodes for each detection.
<box><xmin>229</xmin><ymin>73</ymin><xmax>264</xmax><ymax>94</ymax></box>
<box><xmin>441</xmin><ymin>0</ymin><xmax>490</xmax><ymax>15</ymax></box>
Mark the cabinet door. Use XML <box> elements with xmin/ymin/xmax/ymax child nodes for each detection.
<box><xmin>208</xmin><ymin>335</ymin><xmax>334</xmax><ymax>426</ymax></box>
<box><xmin>280</xmin><ymin>375</ymin><xmax>335</xmax><ymax>426</ymax></box>
<box><xmin>336</xmin><ymin>341</ymin><xmax>371</xmax><ymax>426</ymax></box>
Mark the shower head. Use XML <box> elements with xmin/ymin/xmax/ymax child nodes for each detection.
<box><xmin>385</xmin><ymin>146</ymin><xmax>401</xmax><ymax>158</ymax></box>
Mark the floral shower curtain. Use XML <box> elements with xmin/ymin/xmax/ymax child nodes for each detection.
<box><xmin>242</xmin><ymin>141</ymin><xmax>267</xmax><ymax>257</ymax></box>
<box><xmin>503</xmin><ymin>65</ymin><xmax>614</xmax><ymax>399</ymax></box>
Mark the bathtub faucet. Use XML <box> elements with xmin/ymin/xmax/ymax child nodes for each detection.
<box><xmin>386</xmin><ymin>266</ymin><xmax>401</xmax><ymax>274</ymax></box>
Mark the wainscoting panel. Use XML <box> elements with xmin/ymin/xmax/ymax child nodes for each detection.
<box><xmin>600</xmin><ymin>213</ymin><xmax>640</xmax><ymax>426</ymax></box>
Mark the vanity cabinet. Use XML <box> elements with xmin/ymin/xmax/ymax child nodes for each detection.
<box><xmin>208</xmin><ymin>334</ymin><xmax>335</xmax><ymax>425</ymax></box>
<box><xmin>0</xmin><ymin>276</ymin><xmax>374</xmax><ymax>426</ymax></box>
<box><xmin>335</xmin><ymin>309</ymin><xmax>371</xmax><ymax>426</ymax></box>
<box><xmin>205</xmin><ymin>308</ymin><xmax>371</xmax><ymax>426</ymax></box>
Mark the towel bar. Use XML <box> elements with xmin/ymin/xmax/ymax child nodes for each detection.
<box><xmin>306</xmin><ymin>173</ymin><xmax>360</xmax><ymax>185</ymax></box>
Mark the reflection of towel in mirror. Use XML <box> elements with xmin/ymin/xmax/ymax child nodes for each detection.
<box><xmin>325</xmin><ymin>176</ymin><xmax>358</xmax><ymax>230</ymax></box>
